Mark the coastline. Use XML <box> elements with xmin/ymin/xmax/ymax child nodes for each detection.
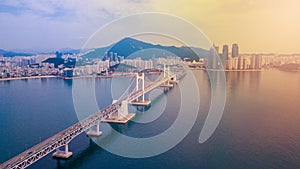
<box><xmin>0</xmin><ymin>69</ymin><xmax>271</xmax><ymax>82</ymax></box>
<box><xmin>0</xmin><ymin>75</ymin><xmax>57</xmax><ymax>82</ymax></box>
<box><xmin>189</xmin><ymin>68</ymin><xmax>262</xmax><ymax>72</ymax></box>
<box><xmin>0</xmin><ymin>73</ymin><xmax>138</xmax><ymax>82</ymax></box>
<box><xmin>185</xmin><ymin>67</ymin><xmax>262</xmax><ymax>71</ymax></box>
<box><xmin>223</xmin><ymin>69</ymin><xmax>262</xmax><ymax>72</ymax></box>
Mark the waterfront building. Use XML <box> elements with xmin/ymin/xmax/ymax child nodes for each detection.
<box><xmin>255</xmin><ymin>55</ymin><xmax>262</xmax><ymax>69</ymax></box>
<box><xmin>222</xmin><ymin>45</ymin><xmax>229</xmax><ymax>68</ymax></box>
<box><xmin>228</xmin><ymin>57</ymin><xmax>239</xmax><ymax>70</ymax></box>
<box><xmin>56</xmin><ymin>51</ymin><xmax>62</xmax><ymax>58</ymax></box>
<box><xmin>232</xmin><ymin>44</ymin><xmax>239</xmax><ymax>58</ymax></box>
<box><xmin>222</xmin><ymin>45</ymin><xmax>229</xmax><ymax>60</ymax></box>
<box><xmin>208</xmin><ymin>45</ymin><xmax>218</xmax><ymax>69</ymax></box>
<box><xmin>124</xmin><ymin>58</ymin><xmax>153</xmax><ymax>70</ymax></box>
<box><xmin>238</xmin><ymin>56</ymin><xmax>244</xmax><ymax>70</ymax></box>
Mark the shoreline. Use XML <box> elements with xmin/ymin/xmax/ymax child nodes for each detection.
<box><xmin>1</xmin><ymin>69</ymin><xmax>286</xmax><ymax>82</ymax></box>
<box><xmin>185</xmin><ymin>67</ymin><xmax>262</xmax><ymax>71</ymax></box>
<box><xmin>0</xmin><ymin>74</ymin><xmax>138</xmax><ymax>82</ymax></box>
<box><xmin>223</xmin><ymin>69</ymin><xmax>262</xmax><ymax>72</ymax></box>
<box><xmin>0</xmin><ymin>76</ymin><xmax>57</xmax><ymax>82</ymax></box>
<box><xmin>187</xmin><ymin>68</ymin><xmax>262</xmax><ymax>72</ymax></box>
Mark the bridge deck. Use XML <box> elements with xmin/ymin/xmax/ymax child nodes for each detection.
<box><xmin>0</xmin><ymin>75</ymin><xmax>178</xmax><ymax>169</ymax></box>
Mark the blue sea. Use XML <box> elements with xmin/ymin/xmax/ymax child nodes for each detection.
<box><xmin>0</xmin><ymin>69</ymin><xmax>300</xmax><ymax>169</ymax></box>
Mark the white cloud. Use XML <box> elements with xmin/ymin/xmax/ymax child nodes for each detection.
<box><xmin>0</xmin><ymin>0</ymin><xmax>154</xmax><ymax>49</ymax></box>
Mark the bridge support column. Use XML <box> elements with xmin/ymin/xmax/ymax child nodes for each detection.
<box><xmin>52</xmin><ymin>144</ymin><xmax>73</xmax><ymax>159</ymax></box>
<box><xmin>102</xmin><ymin>100</ymin><xmax>135</xmax><ymax>124</ymax></box>
<box><xmin>86</xmin><ymin>122</ymin><xmax>103</xmax><ymax>137</ymax></box>
<box><xmin>169</xmin><ymin>75</ymin><xmax>178</xmax><ymax>84</ymax></box>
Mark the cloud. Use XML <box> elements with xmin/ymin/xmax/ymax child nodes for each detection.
<box><xmin>0</xmin><ymin>0</ymin><xmax>153</xmax><ymax>50</ymax></box>
<box><xmin>0</xmin><ymin>0</ymin><xmax>152</xmax><ymax>20</ymax></box>
<box><xmin>2</xmin><ymin>0</ymin><xmax>299</xmax><ymax>53</ymax></box>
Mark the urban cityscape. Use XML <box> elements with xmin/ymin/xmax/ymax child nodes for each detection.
<box><xmin>1</xmin><ymin>1</ymin><xmax>300</xmax><ymax>169</ymax></box>
<box><xmin>202</xmin><ymin>44</ymin><xmax>300</xmax><ymax>70</ymax></box>
<box><xmin>1</xmin><ymin>43</ymin><xmax>299</xmax><ymax>80</ymax></box>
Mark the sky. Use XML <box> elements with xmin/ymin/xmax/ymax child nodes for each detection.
<box><xmin>0</xmin><ymin>0</ymin><xmax>299</xmax><ymax>53</ymax></box>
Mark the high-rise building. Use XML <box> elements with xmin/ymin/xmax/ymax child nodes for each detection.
<box><xmin>214</xmin><ymin>44</ymin><xmax>219</xmax><ymax>54</ymax></box>
<box><xmin>208</xmin><ymin>45</ymin><xmax>218</xmax><ymax>69</ymax></box>
<box><xmin>109</xmin><ymin>52</ymin><xmax>113</xmax><ymax>61</ymax></box>
<box><xmin>255</xmin><ymin>55</ymin><xmax>262</xmax><ymax>69</ymax></box>
<box><xmin>114</xmin><ymin>53</ymin><xmax>118</xmax><ymax>62</ymax></box>
<box><xmin>102</xmin><ymin>52</ymin><xmax>108</xmax><ymax>61</ymax></box>
<box><xmin>232</xmin><ymin>44</ymin><xmax>239</xmax><ymax>58</ymax></box>
<box><xmin>222</xmin><ymin>45</ymin><xmax>229</xmax><ymax>60</ymax></box>
<box><xmin>250</xmin><ymin>54</ymin><xmax>256</xmax><ymax>69</ymax></box>
<box><xmin>55</xmin><ymin>51</ymin><xmax>62</xmax><ymax>58</ymax></box>
<box><xmin>238</xmin><ymin>56</ymin><xmax>248</xmax><ymax>70</ymax></box>
<box><xmin>222</xmin><ymin>45</ymin><xmax>229</xmax><ymax>68</ymax></box>
<box><xmin>228</xmin><ymin>57</ymin><xmax>239</xmax><ymax>70</ymax></box>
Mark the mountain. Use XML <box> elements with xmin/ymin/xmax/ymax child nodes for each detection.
<box><xmin>83</xmin><ymin>37</ymin><xmax>209</xmax><ymax>61</ymax></box>
<box><xmin>0</xmin><ymin>48</ymin><xmax>82</xmax><ymax>56</ymax></box>
<box><xmin>107</xmin><ymin>37</ymin><xmax>156</xmax><ymax>57</ymax></box>
<box><xmin>82</xmin><ymin>46</ymin><xmax>112</xmax><ymax>59</ymax></box>
<box><xmin>42</xmin><ymin>58</ymin><xmax>65</xmax><ymax>68</ymax></box>
<box><xmin>58</xmin><ymin>48</ymin><xmax>81</xmax><ymax>55</ymax></box>
<box><xmin>1</xmin><ymin>37</ymin><xmax>209</xmax><ymax>60</ymax></box>
<box><xmin>29</xmin><ymin>48</ymin><xmax>82</xmax><ymax>55</ymax></box>
<box><xmin>0</xmin><ymin>49</ymin><xmax>33</xmax><ymax>57</ymax></box>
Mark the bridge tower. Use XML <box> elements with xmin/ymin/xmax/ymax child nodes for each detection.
<box><xmin>129</xmin><ymin>73</ymin><xmax>151</xmax><ymax>106</ymax></box>
<box><xmin>136</xmin><ymin>73</ymin><xmax>145</xmax><ymax>102</ymax></box>
<box><xmin>160</xmin><ymin>64</ymin><xmax>174</xmax><ymax>88</ymax></box>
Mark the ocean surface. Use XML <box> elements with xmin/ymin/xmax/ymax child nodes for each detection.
<box><xmin>0</xmin><ymin>69</ymin><xmax>300</xmax><ymax>169</ymax></box>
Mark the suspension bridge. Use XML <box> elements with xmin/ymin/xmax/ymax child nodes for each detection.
<box><xmin>0</xmin><ymin>66</ymin><xmax>183</xmax><ymax>169</ymax></box>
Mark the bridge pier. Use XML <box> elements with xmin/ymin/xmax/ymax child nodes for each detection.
<box><xmin>169</xmin><ymin>75</ymin><xmax>178</xmax><ymax>84</ymax></box>
<box><xmin>86</xmin><ymin>122</ymin><xmax>103</xmax><ymax>137</ymax></box>
<box><xmin>103</xmin><ymin>100</ymin><xmax>135</xmax><ymax>124</ymax></box>
<box><xmin>160</xmin><ymin>83</ymin><xmax>173</xmax><ymax>88</ymax></box>
<box><xmin>52</xmin><ymin>144</ymin><xmax>73</xmax><ymax>159</ymax></box>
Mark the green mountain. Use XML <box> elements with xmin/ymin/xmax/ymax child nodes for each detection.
<box><xmin>82</xmin><ymin>37</ymin><xmax>209</xmax><ymax>61</ymax></box>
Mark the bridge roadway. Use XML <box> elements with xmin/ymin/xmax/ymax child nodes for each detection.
<box><xmin>0</xmin><ymin>75</ymin><xmax>175</xmax><ymax>169</ymax></box>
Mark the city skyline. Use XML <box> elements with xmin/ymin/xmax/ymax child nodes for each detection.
<box><xmin>2</xmin><ymin>38</ymin><xmax>300</xmax><ymax>56</ymax></box>
<box><xmin>0</xmin><ymin>0</ymin><xmax>300</xmax><ymax>54</ymax></box>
